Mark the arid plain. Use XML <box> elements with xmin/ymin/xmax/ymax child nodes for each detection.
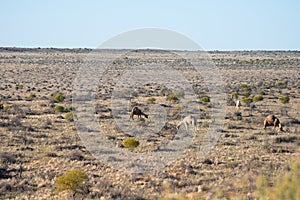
<box><xmin>0</xmin><ymin>48</ymin><xmax>299</xmax><ymax>199</ymax></box>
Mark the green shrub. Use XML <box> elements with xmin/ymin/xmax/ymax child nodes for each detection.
<box><xmin>4</xmin><ymin>105</ymin><xmax>13</xmax><ymax>110</ymax></box>
<box><xmin>200</xmin><ymin>96</ymin><xmax>210</xmax><ymax>103</ymax></box>
<box><xmin>168</xmin><ymin>93</ymin><xmax>179</xmax><ymax>102</ymax></box>
<box><xmin>64</xmin><ymin>112</ymin><xmax>74</xmax><ymax>122</ymax></box>
<box><xmin>253</xmin><ymin>95</ymin><xmax>264</xmax><ymax>101</ymax></box>
<box><xmin>55</xmin><ymin>105</ymin><xmax>65</xmax><ymax>112</ymax></box>
<box><xmin>276</xmin><ymin>82</ymin><xmax>285</xmax><ymax>87</ymax></box>
<box><xmin>148</xmin><ymin>97</ymin><xmax>156</xmax><ymax>103</ymax></box>
<box><xmin>241</xmin><ymin>91</ymin><xmax>251</xmax><ymax>97</ymax></box>
<box><xmin>279</xmin><ymin>96</ymin><xmax>290</xmax><ymax>104</ymax></box>
<box><xmin>123</xmin><ymin>138</ymin><xmax>140</xmax><ymax>148</ymax></box>
<box><xmin>242</xmin><ymin>97</ymin><xmax>253</xmax><ymax>104</ymax></box>
<box><xmin>15</xmin><ymin>84</ymin><xmax>23</xmax><ymax>90</ymax></box>
<box><xmin>255</xmin><ymin>159</ymin><xmax>300</xmax><ymax>200</ymax></box>
<box><xmin>231</xmin><ymin>91</ymin><xmax>238</xmax><ymax>99</ymax></box>
<box><xmin>55</xmin><ymin>169</ymin><xmax>88</xmax><ymax>197</ymax></box>
<box><xmin>240</xmin><ymin>83</ymin><xmax>249</xmax><ymax>89</ymax></box>
<box><xmin>28</xmin><ymin>93</ymin><xmax>36</xmax><ymax>99</ymax></box>
<box><xmin>0</xmin><ymin>103</ymin><xmax>3</xmax><ymax>110</ymax></box>
<box><xmin>53</xmin><ymin>93</ymin><xmax>65</xmax><ymax>103</ymax></box>
<box><xmin>259</xmin><ymin>90</ymin><xmax>266</xmax><ymax>95</ymax></box>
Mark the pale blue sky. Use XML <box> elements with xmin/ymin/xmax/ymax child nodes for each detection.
<box><xmin>0</xmin><ymin>0</ymin><xmax>299</xmax><ymax>50</ymax></box>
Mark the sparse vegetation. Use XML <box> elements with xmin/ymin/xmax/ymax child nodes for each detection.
<box><xmin>167</xmin><ymin>93</ymin><xmax>179</xmax><ymax>102</ymax></box>
<box><xmin>28</xmin><ymin>93</ymin><xmax>36</xmax><ymax>98</ymax></box>
<box><xmin>148</xmin><ymin>97</ymin><xmax>156</xmax><ymax>103</ymax></box>
<box><xmin>279</xmin><ymin>96</ymin><xmax>290</xmax><ymax>104</ymax></box>
<box><xmin>64</xmin><ymin>112</ymin><xmax>74</xmax><ymax>122</ymax></box>
<box><xmin>55</xmin><ymin>105</ymin><xmax>65</xmax><ymax>112</ymax></box>
<box><xmin>200</xmin><ymin>96</ymin><xmax>210</xmax><ymax>103</ymax></box>
<box><xmin>231</xmin><ymin>91</ymin><xmax>238</xmax><ymax>99</ymax></box>
<box><xmin>1</xmin><ymin>48</ymin><xmax>299</xmax><ymax>200</ymax></box>
<box><xmin>55</xmin><ymin>169</ymin><xmax>89</xmax><ymax>198</ymax></box>
<box><xmin>53</xmin><ymin>93</ymin><xmax>65</xmax><ymax>103</ymax></box>
<box><xmin>122</xmin><ymin>138</ymin><xmax>140</xmax><ymax>148</ymax></box>
<box><xmin>255</xmin><ymin>159</ymin><xmax>300</xmax><ymax>200</ymax></box>
<box><xmin>15</xmin><ymin>83</ymin><xmax>23</xmax><ymax>90</ymax></box>
<box><xmin>242</xmin><ymin>97</ymin><xmax>253</xmax><ymax>104</ymax></box>
<box><xmin>253</xmin><ymin>95</ymin><xmax>264</xmax><ymax>101</ymax></box>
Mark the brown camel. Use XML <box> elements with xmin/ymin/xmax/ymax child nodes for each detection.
<box><xmin>264</xmin><ymin>115</ymin><xmax>283</xmax><ymax>131</ymax></box>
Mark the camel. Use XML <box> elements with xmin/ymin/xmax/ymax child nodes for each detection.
<box><xmin>236</xmin><ymin>100</ymin><xmax>242</xmax><ymax>110</ymax></box>
<box><xmin>130</xmin><ymin>106</ymin><xmax>148</xmax><ymax>120</ymax></box>
<box><xmin>264</xmin><ymin>115</ymin><xmax>283</xmax><ymax>131</ymax></box>
<box><xmin>177</xmin><ymin>115</ymin><xmax>197</xmax><ymax>132</ymax></box>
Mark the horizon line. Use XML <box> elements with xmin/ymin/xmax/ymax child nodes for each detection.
<box><xmin>0</xmin><ymin>46</ymin><xmax>299</xmax><ymax>52</ymax></box>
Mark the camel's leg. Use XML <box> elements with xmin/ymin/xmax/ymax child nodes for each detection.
<box><xmin>184</xmin><ymin>122</ymin><xmax>188</xmax><ymax>130</ymax></box>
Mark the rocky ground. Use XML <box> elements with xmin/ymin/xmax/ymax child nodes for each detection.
<box><xmin>0</xmin><ymin>48</ymin><xmax>299</xmax><ymax>199</ymax></box>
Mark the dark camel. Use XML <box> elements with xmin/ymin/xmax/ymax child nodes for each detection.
<box><xmin>130</xmin><ymin>107</ymin><xmax>148</xmax><ymax>120</ymax></box>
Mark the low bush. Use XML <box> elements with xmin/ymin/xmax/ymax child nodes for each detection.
<box><xmin>64</xmin><ymin>112</ymin><xmax>74</xmax><ymax>122</ymax></box>
<box><xmin>123</xmin><ymin>138</ymin><xmax>140</xmax><ymax>148</ymax></box>
<box><xmin>242</xmin><ymin>97</ymin><xmax>253</xmax><ymax>104</ymax></box>
<box><xmin>55</xmin><ymin>169</ymin><xmax>89</xmax><ymax>198</ymax></box>
<box><xmin>231</xmin><ymin>91</ymin><xmax>238</xmax><ymax>99</ymax></box>
<box><xmin>200</xmin><ymin>96</ymin><xmax>210</xmax><ymax>103</ymax></box>
<box><xmin>55</xmin><ymin>105</ymin><xmax>65</xmax><ymax>112</ymax></box>
<box><xmin>241</xmin><ymin>91</ymin><xmax>251</xmax><ymax>97</ymax></box>
<box><xmin>167</xmin><ymin>93</ymin><xmax>179</xmax><ymax>102</ymax></box>
<box><xmin>279</xmin><ymin>96</ymin><xmax>290</xmax><ymax>104</ymax></box>
<box><xmin>147</xmin><ymin>97</ymin><xmax>156</xmax><ymax>103</ymax></box>
<box><xmin>253</xmin><ymin>95</ymin><xmax>264</xmax><ymax>101</ymax></box>
<box><xmin>28</xmin><ymin>93</ymin><xmax>36</xmax><ymax>98</ymax></box>
<box><xmin>53</xmin><ymin>93</ymin><xmax>65</xmax><ymax>103</ymax></box>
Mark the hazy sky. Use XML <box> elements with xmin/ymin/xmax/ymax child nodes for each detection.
<box><xmin>1</xmin><ymin>0</ymin><xmax>299</xmax><ymax>50</ymax></box>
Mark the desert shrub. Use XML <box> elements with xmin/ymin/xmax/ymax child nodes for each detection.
<box><xmin>200</xmin><ymin>96</ymin><xmax>210</xmax><ymax>103</ymax></box>
<box><xmin>231</xmin><ymin>91</ymin><xmax>238</xmax><ymax>99</ymax></box>
<box><xmin>255</xmin><ymin>159</ymin><xmax>300</xmax><ymax>200</ymax></box>
<box><xmin>15</xmin><ymin>83</ymin><xmax>23</xmax><ymax>90</ymax></box>
<box><xmin>240</xmin><ymin>83</ymin><xmax>249</xmax><ymax>89</ymax></box>
<box><xmin>53</xmin><ymin>93</ymin><xmax>65</xmax><ymax>103</ymax></box>
<box><xmin>253</xmin><ymin>95</ymin><xmax>264</xmax><ymax>101</ymax></box>
<box><xmin>167</xmin><ymin>93</ymin><xmax>179</xmax><ymax>102</ymax></box>
<box><xmin>123</xmin><ymin>138</ymin><xmax>140</xmax><ymax>148</ymax></box>
<box><xmin>64</xmin><ymin>112</ymin><xmax>74</xmax><ymax>122</ymax></box>
<box><xmin>0</xmin><ymin>153</ymin><xmax>16</xmax><ymax>166</ymax></box>
<box><xmin>4</xmin><ymin>105</ymin><xmax>13</xmax><ymax>110</ymax></box>
<box><xmin>279</xmin><ymin>96</ymin><xmax>290</xmax><ymax>104</ymax></box>
<box><xmin>242</xmin><ymin>97</ymin><xmax>253</xmax><ymax>104</ymax></box>
<box><xmin>276</xmin><ymin>82</ymin><xmax>285</xmax><ymax>87</ymax></box>
<box><xmin>241</xmin><ymin>91</ymin><xmax>251</xmax><ymax>97</ymax></box>
<box><xmin>148</xmin><ymin>97</ymin><xmax>156</xmax><ymax>103</ymax></box>
<box><xmin>55</xmin><ymin>105</ymin><xmax>65</xmax><ymax>112</ymax></box>
<box><xmin>55</xmin><ymin>169</ymin><xmax>89</xmax><ymax>198</ymax></box>
<box><xmin>174</xmin><ymin>90</ymin><xmax>185</xmax><ymax>99</ymax></box>
<box><xmin>259</xmin><ymin>90</ymin><xmax>266</xmax><ymax>95</ymax></box>
<box><xmin>0</xmin><ymin>103</ymin><xmax>3</xmax><ymax>110</ymax></box>
<box><xmin>28</xmin><ymin>93</ymin><xmax>36</xmax><ymax>98</ymax></box>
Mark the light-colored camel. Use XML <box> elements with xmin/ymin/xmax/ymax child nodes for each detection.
<box><xmin>177</xmin><ymin>115</ymin><xmax>197</xmax><ymax>132</ymax></box>
<box><xmin>264</xmin><ymin>115</ymin><xmax>283</xmax><ymax>131</ymax></box>
<box><xmin>236</xmin><ymin>100</ymin><xmax>241</xmax><ymax>110</ymax></box>
<box><xmin>130</xmin><ymin>106</ymin><xmax>148</xmax><ymax>120</ymax></box>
